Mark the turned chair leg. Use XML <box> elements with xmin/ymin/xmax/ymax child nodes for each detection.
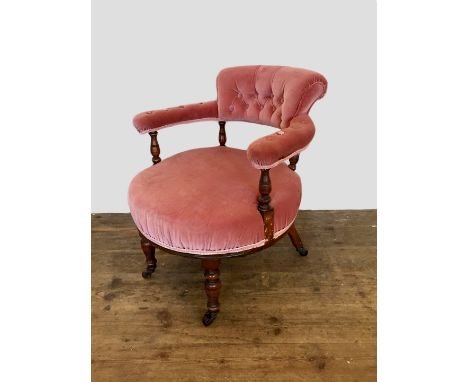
<box><xmin>288</xmin><ymin>223</ymin><xmax>309</xmax><ymax>256</ymax></box>
<box><xmin>201</xmin><ymin>259</ymin><xmax>221</xmax><ymax>326</ymax></box>
<box><xmin>139</xmin><ymin>232</ymin><xmax>157</xmax><ymax>278</ymax></box>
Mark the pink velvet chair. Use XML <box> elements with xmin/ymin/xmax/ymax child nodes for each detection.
<box><xmin>129</xmin><ymin>65</ymin><xmax>327</xmax><ymax>325</ymax></box>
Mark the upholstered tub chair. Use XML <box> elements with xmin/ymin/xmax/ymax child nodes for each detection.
<box><xmin>129</xmin><ymin>65</ymin><xmax>327</xmax><ymax>326</ymax></box>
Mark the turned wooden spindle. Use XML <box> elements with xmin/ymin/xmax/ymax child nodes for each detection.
<box><xmin>218</xmin><ymin>121</ymin><xmax>226</xmax><ymax>146</ymax></box>
<box><xmin>257</xmin><ymin>169</ymin><xmax>274</xmax><ymax>242</ymax></box>
<box><xmin>149</xmin><ymin>131</ymin><xmax>161</xmax><ymax>165</ymax></box>
<box><xmin>139</xmin><ymin>231</ymin><xmax>157</xmax><ymax>278</ymax></box>
<box><xmin>288</xmin><ymin>154</ymin><xmax>299</xmax><ymax>171</ymax></box>
<box><xmin>202</xmin><ymin>259</ymin><xmax>221</xmax><ymax>326</ymax></box>
<box><xmin>257</xmin><ymin>169</ymin><xmax>272</xmax><ymax>212</ymax></box>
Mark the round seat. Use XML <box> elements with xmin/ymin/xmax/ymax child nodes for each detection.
<box><xmin>128</xmin><ymin>146</ymin><xmax>301</xmax><ymax>255</ymax></box>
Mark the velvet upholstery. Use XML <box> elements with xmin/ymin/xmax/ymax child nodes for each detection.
<box><xmin>216</xmin><ymin>65</ymin><xmax>327</xmax><ymax>129</ymax></box>
<box><xmin>129</xmin><ymin>66</ymin><xmax>328</xmax><ymax>256</ymax></box>
<box><xmin>128</xmin><ymin>147</ymin><xmax>301</xmax><ymax>255</ymax></box>
<box><xmin>132</xmin><ymin>66</ymin><xmax>327</xmax><ymax>170</ymax></box>
<box><xmin>247</xmin><ymin>114</ymin><xmax>316</xmax><ymax>169</ymax></box>
<box><xmin>133</xmin><ymin>100</ymin><xmax>218</xmax><ymax>134</ymax></box>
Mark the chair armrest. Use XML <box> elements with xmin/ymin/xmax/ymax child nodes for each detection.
<box><xmin>246</xmin><ymin>115</ymin><xmax>315</xmax><ymax>169</ymax></box>
<box><xmin>133</xmin><ymin>100</ymin><xmax>219</xmax><ymax>134</ymax></box>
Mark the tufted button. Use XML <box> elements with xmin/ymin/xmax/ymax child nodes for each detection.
<box><xmin>229</xmin><ymin>105</ymin><xmax>234</xmax><ymax>112</ymax></box>
<box><xmin>145</xmin><ymin>111</ymin><xmax>153</xmax><ymax>114</ymax></box>
<box><xmin>259</xmin><ymin>104</ymin><xmax>264</xmax><ymax>110</ymax></box>
<box><xmin>237</xmin><ymin>93</ymin><xmax>242</xmax><ymax>98</ymax></box>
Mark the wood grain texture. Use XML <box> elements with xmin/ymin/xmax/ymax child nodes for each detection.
<box><xmin>139</xmin><ymin>232</ymin><xmax>157</xmax><ymax>279</ymax></box>
<box><xmin>149</xmin><ymin>131</ymin><xmax>161</xmax><ymax>165</ymax></box>
<box><xmin>202</xmin><ymin>259</ymin><xmax>221</xmax><ymax>313</ymax></box>
<box><xmin>92</xmin><ymin>210</ymin><xmax>376</xmax><ymax>381</ymax></box>
<box><xmin>257</xmin><ymin>169</ymin><xmax>274</xmax><ymax>242</ymax></box>
<box><xmin>288</xmin><ymin>223</ymin><xmax>308</xmax><ymax>256</ymax></box>
<box><xmin>218</xmin><ymin>121</ymin><xmax>226</xmax><ymax>146</ymax></box>
<box><xmin>288</xmin><ymin>154</ymin><xmax>300</xmax><ymax>171</ymax></box>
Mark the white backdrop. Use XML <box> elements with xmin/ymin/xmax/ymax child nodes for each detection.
<box><xmin>92</xmin><ymin>0</ymin><xmax>376</xmax><ymax>212</ymax></box>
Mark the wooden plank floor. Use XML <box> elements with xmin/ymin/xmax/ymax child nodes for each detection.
<box><xmin>92</xmin><ymin>210</ymin><xmax>376</xmax><ymax>382</ymax></box>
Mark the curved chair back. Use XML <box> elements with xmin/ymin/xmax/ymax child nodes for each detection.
<box><xmin>216</xmin><ymin>65</ymin><xmax>327</xmax><ymax>129</ymax></box>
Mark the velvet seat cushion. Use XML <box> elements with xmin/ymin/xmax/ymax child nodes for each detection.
<box><xmin>128</xmin><ymin>147</ymin><xmax>301</xmax><ymax>255</ymax></box>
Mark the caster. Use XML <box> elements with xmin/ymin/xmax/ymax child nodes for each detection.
<box><xmin>297</xmin><ymin>247</ymin><xmax>308</xmax><ymax>256</ymax></box>
<box><xmin>202</xmin><ymin>310</ymin><xmax>218</xmax><ymax>326</ymax></box>
<box><xmin>141</xmin><ymin>264</ymin><xmax>156</xmax><ymax>279</ymax></box>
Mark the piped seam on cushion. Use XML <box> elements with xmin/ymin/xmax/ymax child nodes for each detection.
<box><xmin>250</xmin><ymin>143</ymin><xmax>310</xmax><ymax>170</ymax></box>
<box><xmin>138</xmin><ymin>217</ymin><xmax>296</xmax><ymax>256</ymax></box>
<box><xmin>138</xmin><ymin>118</ymin><xmax>219</xmax><ymax>134</ymax></box>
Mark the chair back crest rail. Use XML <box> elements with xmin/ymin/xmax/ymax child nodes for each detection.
<box><xmin>216</xmin><ymin>65</ymin><xmax>326</xmax><ymax>129</ymax></box>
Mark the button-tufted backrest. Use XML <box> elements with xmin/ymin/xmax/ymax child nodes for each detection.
<box><xmin>216</xmin><ymin>65</ymin><xmax>327</xmax><ymax>129</ymax></box>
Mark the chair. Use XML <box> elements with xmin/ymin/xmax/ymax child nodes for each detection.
<box><xmin>128</xmin><ymin>65</ymin><xmax>327</xmax><ymax>325</ymax></box>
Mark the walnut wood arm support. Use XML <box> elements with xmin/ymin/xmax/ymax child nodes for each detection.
<box><xmin>247</xmin><ymin>115</ymin><xmax>316</xmax><ymax>170</ymax></box>
<box><xmin>257</xmin><ymin>169</ymin><xmax>274</xmax><ymax>242</ymax></box>
<box><xmin>288</xmin><ymin>154</ymin><xmax>299</xmax><ymax>171</ymax></box>
<box><xmin>149</xmin><ymin>131</ymin><xmax>161</xmax><ymax>165</ymax></box>
<box><xmin>218</xmin><ymin>121</ymin><xmax>226</xmax><ymax>146</ymax></box>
